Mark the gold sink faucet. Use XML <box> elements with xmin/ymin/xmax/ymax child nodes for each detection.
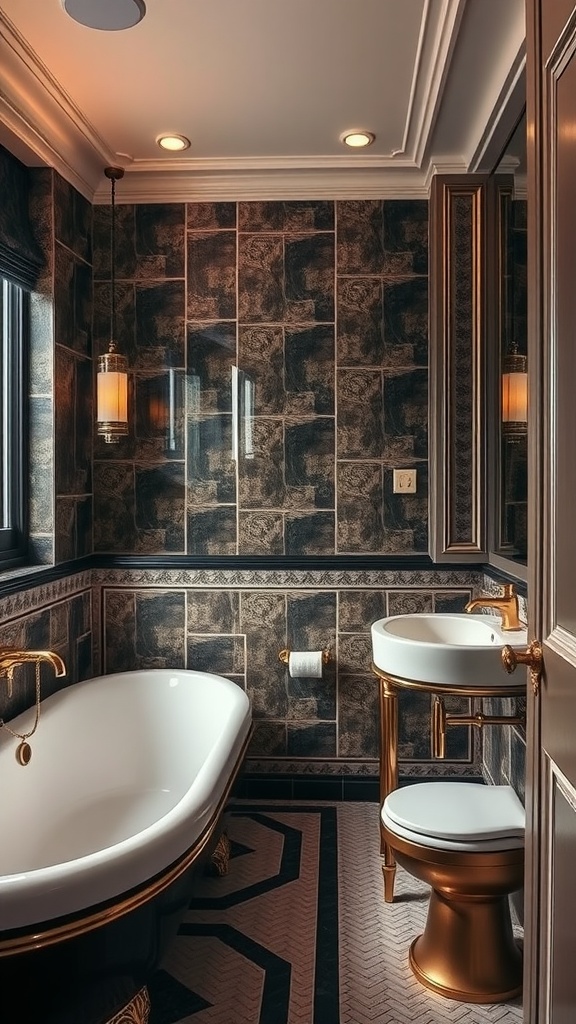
<box><xmin>464</xmin><ymin>583</ymin><xmax>521</xmax><ymax>631</ymax></box>
<box><xmin>0</xmin><ymin>648</ymin><xmax>67</xmax><ymax>697</ymax></box>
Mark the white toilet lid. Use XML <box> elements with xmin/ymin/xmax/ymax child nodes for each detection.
<box><xmin>382</xmin><ymin>783</ymin><xmax>525</xmax><ymax>843</ymax></box>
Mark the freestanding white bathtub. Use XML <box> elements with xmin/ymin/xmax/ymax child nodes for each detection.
<box><xmin>0</xmin><ymin>669</ymin><xmax>252</xmax><ymax>935</ymax></box>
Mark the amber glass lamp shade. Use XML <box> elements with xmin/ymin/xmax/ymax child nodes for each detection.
<box><xmin>97</xmin><ymin>342</ymin><xmax>128</xmax><ymax>443</ymax></box>
<box><xmin>502</xmin><ymin>352</ymin><xmax>527</xmax><ymax>435</ymax></box>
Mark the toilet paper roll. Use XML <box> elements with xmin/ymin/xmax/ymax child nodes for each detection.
<box><xmin>288</xmin><ymin>651</ymin><xmax>324</xmax><ymax>678</ymax></box>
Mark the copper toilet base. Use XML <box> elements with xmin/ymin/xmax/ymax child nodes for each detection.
<box><xmin>387</xmin><ymin>831</ymin><xmax>524</xmax><ymax>1004</ymax></box>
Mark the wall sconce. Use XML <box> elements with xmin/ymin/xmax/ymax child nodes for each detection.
<box><xmin>502</xmin><ymin>349</ymin><xmax>527</xmax><ymax>436</ymax></box>
<box><xmin>97</xmin><ymin>166</ymin><xmax>129</xmax><ymax>443</ymax></box>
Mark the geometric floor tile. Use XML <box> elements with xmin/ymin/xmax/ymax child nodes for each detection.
<box><xmin>150</xmin><ymin>802</ymin><xmax>524</xmax><ymax>1024</ymax></box>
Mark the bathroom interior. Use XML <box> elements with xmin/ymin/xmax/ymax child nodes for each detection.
<box><xmin>0</xmin><ymin>0</ymin><xmax>562</xmax><ymax>1022</ymax></box>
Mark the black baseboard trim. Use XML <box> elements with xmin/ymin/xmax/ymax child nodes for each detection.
<box><xmin>233</xmin><ymin>772</ymin><xmax>486</xmax><ymax>802</ymax></box>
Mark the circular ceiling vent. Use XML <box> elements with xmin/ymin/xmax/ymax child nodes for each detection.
<box><xmin>62</xmin><ymin>0</ymin><xmax>146</xmax><ymax>31</ymax></box>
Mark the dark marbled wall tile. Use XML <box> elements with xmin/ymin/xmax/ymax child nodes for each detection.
<box><xmin>337</xmin><ymin>199</ymin><xmax>428</xmax><ymax>276</ymax></box>
<box><xmin>187</xmin><ymin>505</ymin><xmax>237</xmax><ymax>554</ymax></box>
<box><xmin>337</xmin><ymin>634</ymin><xmax>373</xmax><ymax>675</ymax></box>
<box><xmin>238</xmin><ymin>234</ymin><xmax>284</xmax><ymax>322</ymax></box>
<box><xmin>135</xmin><ymin>371</ymin><xmax>185</xmax><ymax>461</ymax></box>
<box><xmin>188</xmin><ymin>321</ymin><xmax>237</xmax><ymax>413</ymax></box>
<box><xmin>103</xmin><ymin>590</ymin><xmax>137</xmax><ymax>672</ymax></box>
<box><xmin>29</xmin><ymin>167</ymin><xmax>55</xmax><ymax>295</ymax></box>
<box><xmin>433</xmin><ymin>591</ymin><xmax>472</xmax><ymax>613</ymax></box>
<box><xmin>398</xmin><ymin>689</ymin><xmax>431</xmax><ymax>759</ymax></box>
<box><xmin>93</xmin><ymin>463</ymin><xmax>135</xmax><ymax>552</ymax></box>
<box><xmin>93</xmin><ymin>204</ymin><xmax>136</xmax><ymax>280</ymax></box>
<box><xmin>509</xmin><ymin>729</ymin><xmax>526</xmax><ymax>801</ymax></box>
<box><xmin>287</xmin><ymin>592</ymin><xmax>336</xmax><ymax>651</ymax></box>
<box><xmin>285</xmin><ymin>512</ymin><xmax>335</xmax><ymax>555</ymax></box>
<box><xmin>337</xmin><ymin>369</ymin><xmax>384</xmax><ymax>458</ymax></box>
<box><xmin>186</xmin><ymin>590</ymin><xmax>240</xmax><ymax>633</ymax></box>
<box><xmin>249</xmin><ymin>721</ymin><xmax>287</xmax><ymax>756</ymax></box>
<box><xmin>337</xmin><ymin>277</ymin><xmax>382</xmax><ymax>366</ymax></box>
<box><xmin>187</xmin><ymin>231</ymin><xmax>237</xmax><ymax>319</ymax></box>
<box><xmin>76</xmin><ymin>633</ymin><xmax>94</xmax><ymax>681</ymax></box>
<box><xmin>383</xmin><ymin>367</ymin><xmax>428</xmax><ymax>461</ymax></box>
<box><xmin>55</xmin><ymin>347</ymin><xmax>92</xmax><ymax>496</ymax></box>
<box><xmin>239</xmin><ymin>200</ymin><xmax>334</xmax><ymax>233</ymax></box>
<box><xmin>28</xmin><ymin>535</ymin><xmax>53</xmax><ymax>564</ymax></box>
<box><xmin>382</xmin><ymin>277</ymin><xmax>428</xmax><ymax>366</ymax></box>
<box><xmin>285</xmin><ymin>419</ymin><xmax>335</xmax><ymax>508</ymax></box>
<box><xmin>238</xmin><ymin>418</ymin><xmax>284</xmax><ymax>507</ymax></box>
<box><xmin>338</xmin><ymin>675</ymin><xmax>379</xmax><ymax>758</ymax></box>
<box><xmin>387</xmin><ymin>591</ymin><xmax>434</xmax><ymax>615</ymax></box>
<box><xmin>285</xmin><ymin>325</ymin><xmax>334</xmax><ymax>415</ymax></box>
<box><xmin>29</xmin><ymin>293</ymin><xmax>53</xmax><ymax>394</ymax></box>
<box><xmin>131</xmin><ymin>590</ymin><xmax>186</xmax><ymax>666</ymax></box>
<box><xmin>336</xmin><ymin>462</ymin><xmax>383</xmax><ymax>553</ymax></box>
<box><xmin>442</xmin><ymin>694</ymin><xmax>472</xmax><ymax>761</ymax></box>
<box><xmin>287</xmin><ymin>722</ymin><xmax>336</xmax><ymax>757</ymax></box>
<box><xmin>188</xmin><ymin>415</ymin><xmax>235</xmax><ymax>504</ymax></box>
<box><xmin>54</xmin><ymin>172</ymin><xmax>92</xmax><ymax>263</ymax></box>
<box><xmin>134</xmin><ymin>281</ymin><xmax>185</xmax><ymax>369</ymax></box>
<box><xmin>55</xmin><ymin>495</ymin><xmax>93</xmax><ymax>562</ymax></box>
<box><xmin>382</xmin><ymin>199</ymin><xmax>428</xmax><ymax>276</ymax></box>
<box><xmin>285</xmin><ymin>673</ymin><xmax>336</xmax><ymax>720</ymax></box>
<box><xmin>54</xmin><ymin>244</ymin><xmax>92</xmax><ymax>357</ymax></box>
<box><xmin>239</xmin><ymin>325</ymin><xmax>284</xmax><ymax>415</ymax></box>
<box><xmin>187</xmin><ymin>202</ymin><xmax>237</xmax><ymax>230</ymax></box>
<box><xmin>240</xmin><ymin>591</ymin><xmax>288</xmax><ymax>718</ymax></box>
<box><xmin>134</xmin><ymin>204</ymin><xmax>185</xmax><ymax>278</ymax></box>
<box><xmin>29</xmin><ymin>396</ymin><xmax>53</xmax><ymax>534</ymax></box>
<box><xmin>239</xmin><ymin>511</ymin><xmax>284</xmax><ymax>554</ymax></box>
<box><xmin>284</xmin><ymin>233</ymin><xmax>335</xmax><ymax>322</ymax></box>
<box><xmin>135</xmin><ymin>463</ymin><xmax>185</xmax><ymax>552</ymax></box>
<box><xmin>382</xmin><ymin>464</ymin><xmax>428</xmax><ymax>552</ymax></box>
<box><xmin>93</xmin><ymin>280</ymin><xmax>137</xmax><ymax>365</ymax></box>
<box><xmin>338</xmin><ymin>590</ymin><xmax>388</xmax><ymax>633</ymax></box>
<box><xmin>187</xmin><ymin>635</ymin><xmax>245</xmax><ymax>675</ymax></box>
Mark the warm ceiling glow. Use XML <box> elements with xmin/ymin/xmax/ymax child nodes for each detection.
<box><xmin>62</xmin><ymin>0</ymin><xmax>146</xmax><ymax>31</ymax></box>
<box><xmin>157</xmin><ymin>134</ymin><xmax>191</xmax><ymax>152</ymax></box>
<box><xmin>340</xmin><ymin>130</ymin><xmax>375</xmax><ymax>148</ymax></box>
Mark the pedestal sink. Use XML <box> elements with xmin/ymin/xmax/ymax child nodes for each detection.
<box><xmin>371</xmin><ymin>613</ymin><xmax>528</xmax><ymax>688</ymax></box>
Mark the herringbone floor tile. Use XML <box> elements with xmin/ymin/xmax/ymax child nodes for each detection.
<box><xmin>151</xmin><ymin>802</ymin><xmax>524</xmax><ymax>1024</ymax></box>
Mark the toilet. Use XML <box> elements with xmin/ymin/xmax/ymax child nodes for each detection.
<box><xmin>381</xmin><ymin>781</ymin><xmax>525</xmax><ymax>1004</ymax></box>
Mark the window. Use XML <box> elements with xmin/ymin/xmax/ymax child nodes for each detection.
<box><xmin>0</xmin><ymin>276</ymin><xmax>28</xmax><ymax>567</ymax></box>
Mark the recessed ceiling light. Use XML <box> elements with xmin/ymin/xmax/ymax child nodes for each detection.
<box><xmin>340</xmin><ymin>130</ymin><xmax>376</xmax><ymax>149</ymax></box>
<box><xmin>157</xmin><ymin>134</ymin><xmax>191</xmax><ymax>152</ymax></box>
<box><xmin>62</xmin><ymin>0</ymin><xmax>146</xmax><ymax>31</ymax></box>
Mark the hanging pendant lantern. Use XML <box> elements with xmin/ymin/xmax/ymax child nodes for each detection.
<box><xmin>97</xmin><ymin>166</ymin><xmax>128</xmax><ymax>443</ymax></box>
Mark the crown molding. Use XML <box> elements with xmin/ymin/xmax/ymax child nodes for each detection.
<box><xmin>409</xmin><ymin>0</ymin><xmax>468</xmax><ymax>167</ymax></box>
<box><xmin>0</xmin><ymin>12</ymin><xmax>116</xmax><ymax>199</ymax></box>
<box><xmin>0</xmin><ymin>9</ymin><xmax>438</xmax><ymax>203</ymax></box>
<box><xmin>92</xmin><ymin>166</ymin><xmax>431</xmax><ymax>204</ymax></box>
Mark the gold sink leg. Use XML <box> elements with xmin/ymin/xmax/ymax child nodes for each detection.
<box><xmin>379</xmin><ymin>677</ymin><xmax>399</xmax><ymax>902</ymax></box>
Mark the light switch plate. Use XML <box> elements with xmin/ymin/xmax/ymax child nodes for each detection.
<box><xmin>393</xmin><ymin>469</ymin><xmax>417</xmax><ymax>493</ymax></box>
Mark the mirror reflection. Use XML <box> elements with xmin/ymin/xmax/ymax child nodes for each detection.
<box><xmin>494</xmin><ymin>112</ymin><xmax>528</xmax><ymax>565</ymax></box>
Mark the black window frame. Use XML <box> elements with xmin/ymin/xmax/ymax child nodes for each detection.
<box><xmin>0</xmin><ymin>276</ymin><xmax>28</xmax><ymax>568</ymax></box>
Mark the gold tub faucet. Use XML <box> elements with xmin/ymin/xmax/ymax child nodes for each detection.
<box><xmin>0</xmin><ymin>648</ymin><xmax>67</xmax><ymax>697</ymax></box>
<box><xmin>464</xmin><ymin>583</ymin><xmax>521</xmax><ymax>631</ymax></box>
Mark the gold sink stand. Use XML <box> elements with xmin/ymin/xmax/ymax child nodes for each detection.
<box><xmin>371</xmin><ymin>663</ymin><xmax>526</xmax><ymax>903</ymax></box>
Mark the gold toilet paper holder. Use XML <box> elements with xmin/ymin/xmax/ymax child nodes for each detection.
<box><xmin>278</xmin><ymin>648</ymin><xmax>332</xmax><ymax>666</ymax></box>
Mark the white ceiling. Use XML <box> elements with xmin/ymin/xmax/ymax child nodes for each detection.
<box><xmin>0</xmin><ymin>0</ymin><xmax>525</xmax><ymax>203</ymax></box>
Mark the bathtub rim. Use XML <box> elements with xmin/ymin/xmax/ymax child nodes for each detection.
<box><xmin>0</xmin><ymin>723</ymin><xmax>252</xmax><ymax>958</ymax></box>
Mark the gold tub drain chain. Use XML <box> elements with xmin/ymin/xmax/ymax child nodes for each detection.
<box><xmin>0</xmin><ymin>662</ymin><xmax>41</xmax><ymax>765</ymax></box>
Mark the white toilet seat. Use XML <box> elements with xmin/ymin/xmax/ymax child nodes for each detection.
<box><xmin>382</xmin><ymin>782</ymin><xmax>525</xmax><ymax>853</ymax></box>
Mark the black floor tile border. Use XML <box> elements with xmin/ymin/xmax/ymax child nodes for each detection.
<box><xmin>153</xmin><ymin>804</ymin><xmax>340</xmax><ymax>1024</ymax></box>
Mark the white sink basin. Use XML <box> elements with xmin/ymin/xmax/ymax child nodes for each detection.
<box><xmin>371</xmin><ymin>613</ymin><xmax>528</xmax><ymax>687</ymax></box>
